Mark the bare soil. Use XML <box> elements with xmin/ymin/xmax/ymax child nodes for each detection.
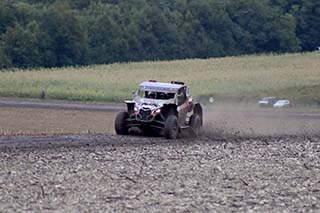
<box><xmin>0</xmin><ymin>107</ymin><xmax>115</xmax><ymax>135</ymax></box>
<box><xmin>1</xmin><ymin>98</ymin><xmax>320</xmax><ymax>136</ymax></box>
<box><xmin>0</xmin><ymin>134</ymin><xmax>319</xmax><ymax>212</ymax></box>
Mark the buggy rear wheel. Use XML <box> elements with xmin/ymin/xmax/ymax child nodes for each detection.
<box><xmin>190</xmin><ymin>114</ymin><xmax>201</xmax><ymax>136</ymax></box>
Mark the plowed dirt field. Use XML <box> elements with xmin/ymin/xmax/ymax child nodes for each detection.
<box><xmin>0</xmin><ymin>134</ymin><xmax>319</xmax><ymax>212</ymax></box>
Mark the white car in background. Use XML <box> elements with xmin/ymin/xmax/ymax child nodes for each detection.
<box><xmin>273</xmin><ymin>100</ymin><xmax>292</xmax><ymax>108</ymax></box>
<box><xmin>258</xmin><ymin>97</ymin><xmax>277</xmax><ymax>107</ymax></box>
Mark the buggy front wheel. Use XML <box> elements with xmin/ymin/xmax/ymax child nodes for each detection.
<box><xmin>115</xmin><ymin>111</ymin><xmax>129</xmax><ymax>135</ymax></box>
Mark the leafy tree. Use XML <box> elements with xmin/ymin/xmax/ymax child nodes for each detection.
<box><xmin>227</xmin><ymin>0</ymin><xmax>300</xmax><ymax>53</ymax></box>
<box><xmin>0</xmin><ymin>0</ymin><xmax>17</xmax><ymax>34</ymax></box>
<box><xmin>267</xmin><ymin>14</ymin><xmax>300</xmax><ymax>52</ymax></box>
<box><xmin>296</xmin><ymin>0</ymin><xmax>320</xmax><ymax>51</ymax></box>
<box><xmin>0</xmin><ymin>0</ymin><xmax>318</xmax><ymax>69</ymax></box>
<box><xmin>83</xmin><ymin>2</ymin><xmax>127</xmax><ymax>64</ymax></box>
<box><xmin>0</xmin><ymin>43</ymin><xmax>12</xmax><ymax>69</ymax></box>
<box><xmin>40</xmin><ymin>2</ymin><xmax>88</xmax><ymax>67</ymax></box>
<box><xmin>1</xmin><ymin>24</ymin><xmax>40</xmax><ymax>68</ymax></box>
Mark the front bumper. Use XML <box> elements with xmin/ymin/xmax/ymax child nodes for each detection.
<box><xmin>126</xmin><ymin>114</ymin><xmax>164</xmax><ymax>129</ymax></box>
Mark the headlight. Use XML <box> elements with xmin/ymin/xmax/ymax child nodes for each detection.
<box><xmin>151</xmin><ymin>108</ymin><xmax>161</xmax><ymax>116</ymax></box>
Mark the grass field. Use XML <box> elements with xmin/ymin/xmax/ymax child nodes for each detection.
<box><xmin>0</xmin><ymin>52</ymin><xmax>319</xmax><ymax>104</ymax></box>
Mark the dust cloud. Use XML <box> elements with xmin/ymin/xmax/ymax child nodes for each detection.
<box><xmin>202</xmin><ymin>103</ymin><xmax>320</xmax><ymax>138</ymax></box>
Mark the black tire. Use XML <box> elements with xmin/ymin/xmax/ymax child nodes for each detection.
<box><xmin>115</xmin><ymin>111</ymin><xmax>129</xmax><ymax>135</ymax></box>
<box><xmin>164</xmin><ymin>115</ymin><xmax>179</xmax><ymax>139</ymax></box>
<box><xmin>189</xmin><ymin>114</ymin><xmax>201</xmax><ymax>136</ymax></box>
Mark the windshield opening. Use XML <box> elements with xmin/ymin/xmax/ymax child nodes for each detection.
<box><xmin>137</xmin><ymin>89</ymin><xmax>175</xmax><ymax>100</ymax></box>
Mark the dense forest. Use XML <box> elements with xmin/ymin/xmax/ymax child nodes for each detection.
<box><xmin>0</xmin><ymin>0</ymin><xmax>319</xmax><ymax>69</ymax></box>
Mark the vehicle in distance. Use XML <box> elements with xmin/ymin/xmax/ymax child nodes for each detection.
<box><xmin>273</xmin><ymin>100</ymin><xmax>292</xmax><ymax>108</ymax></box>
<box><xmin>115</xmin><ymin>80</ymin><xmax>203</xmax><ymax>139</ymax></box>
<box><xmin>259</xmin><ymin>97</ymin><xmax>277</xmax><ymax>107</ymax></box>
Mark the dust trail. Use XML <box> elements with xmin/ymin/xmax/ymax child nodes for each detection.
<box><xmin>202</xmin><ymin>103</ymin><xmax>320</xmax><ymax>139</ymax></box>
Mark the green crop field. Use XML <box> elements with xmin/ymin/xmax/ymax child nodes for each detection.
<box><xmin>0</xmin><ymin>52</ymin><xmax>319</xmax><ymax>105</ymax></box>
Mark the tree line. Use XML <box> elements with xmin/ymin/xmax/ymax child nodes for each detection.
<box><xmin>0</xmin><ymin>0</ymin><xmax>319</xmax><ymax>69</ymax></box>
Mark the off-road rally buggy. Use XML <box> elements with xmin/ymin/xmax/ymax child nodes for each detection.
<box><xmin>115</xmin><ymin>81</ymin><xmax>203</xmax><ymax>139</ymax></box>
